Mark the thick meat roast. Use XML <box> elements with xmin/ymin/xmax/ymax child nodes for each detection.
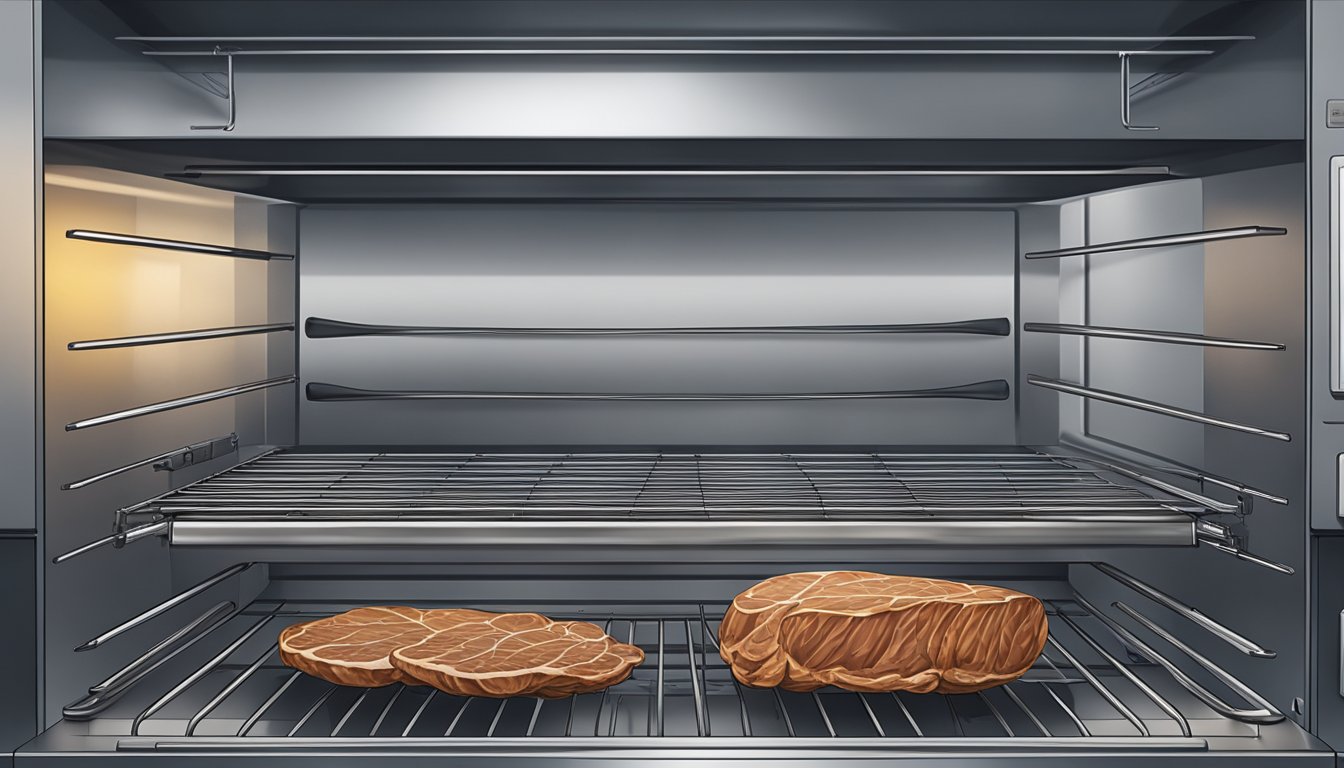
<box><xmin>278</xmin><ymin>606</ymin><xmax>490</xmax><ymax>687</ymax></box>
<box><xmin>718</xmin><ymin>571</ymin><xmax>1048</xmax><ymax>693</ymax></box>
<box><xmin>390</xmin><ymin>611</ymin><xmax>645</xmax><ymax>698</ymax></box>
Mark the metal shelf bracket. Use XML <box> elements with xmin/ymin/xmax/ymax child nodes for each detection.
<box><xmin>1118</xmin><ymin>53</ymin><xmax>1159</xmax><ymax>131</ymax></box>
<box><xmin>192</xmin><ymin>47</ymin><xmax>236</xmax><ymax>132</ymax></box>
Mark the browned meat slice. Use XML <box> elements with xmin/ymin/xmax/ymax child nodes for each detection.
<box><xmin>390</xmin><ymin>611</ymin><xmax>645</xmax><ymax>698</ymax></box>
<box><xmin>718</xmin><ymin>571</ymin><xmax>1048</xmax><ymax>694</ymax></box>
<box><xmin>278</xmin><ymin>606</ymin><xmax>491</xmax><ymax>687</ymax></box>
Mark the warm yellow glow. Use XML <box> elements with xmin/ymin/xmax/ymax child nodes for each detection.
<box><xmin>47</xmin><ymin>166</ymin><xmax>238</xmax><ymax>209</ymax></box>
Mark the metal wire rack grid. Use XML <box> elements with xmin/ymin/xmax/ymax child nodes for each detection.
<box><xmin>93</xmin><ymin>599</ymin><xmax>1258</xmax><ymax>746</ymax></box>
<box><xmin>147</xmin><ymin>451</ymin><xmax>1205</xmax><ymax>519</ymax></box>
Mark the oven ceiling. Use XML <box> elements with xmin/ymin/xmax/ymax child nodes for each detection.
<box><xmin>95</xmin><ymin>0</ymin><xmax>1252</xmax><ymax>38</ymax></box>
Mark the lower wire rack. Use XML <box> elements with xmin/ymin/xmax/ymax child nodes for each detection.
<box><xmin>72</xmin><ymin>598</ymin><xmax>1274</xmax><ymax>750</ymax></box>
<box><xmin>139</xmin><ymin>449</ymin><xmax>1214</xmax><ymax>549</ymax></box>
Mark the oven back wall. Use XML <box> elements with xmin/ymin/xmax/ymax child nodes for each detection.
<box><xmin>298</xmin><ymin>205</ymin><xmax>1015</xmax><ymax>446</ymax></box>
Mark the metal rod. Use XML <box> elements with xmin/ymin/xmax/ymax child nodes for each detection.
<box><xmin>305</xmin><ymin>380</ymin><xmax>1011</xmax><ymax>403</ymax></box>
<box><xmin>1091</xmin><ymin>563</ymin><xmax>1273</xmax><ymax>658</ymax></box>
<box><xmin>444</xmin><ymin>697</ymin><xmax>474</xmax><ymax>736</ymax></box>
<box><xmin>88</xmin><ymin>600</ymin><xmax>235</xmax><ymax>695</ymax></box>
<box><xmin>1053</xmin><ymin>456</ymin><xmax>1237</xmax><ymax>513</ymax></box>
<box><xmin>1200</xmin><ymin>539</ymin><xmax>1296</xmax><ymax>574</ymax></box>
<box><xmin>238</xmin><ymin>670</ymin><xmax>302</xmax><ymax>736</ymax></box>
<box><xmin>304</xmin><ymin>316</ymin><xmax>1011</xmax><ymax>338</ymax></box>
<box><xmin>184</xmin><ymin>165</ymin><xmax>1171</xmax><ymax>177</ymax></box>
<box><xmin>401</xmin><ymin>691</ymin><xmax>438</xmax><ymax>737</ymax></box>
<box><xmin>773</xmin><ymin>689</ymin><xmax>797</xmax><ymax>737</ymax></box>
<box><xmin>684</xmin><ymin>620</ymin><xmax>706</xmax><ymax>737</ymax></box>
<box><xmin>1027</xmin><ymin>375</ymin><xmax>1291</xmax><ymax>442</ymax></box>
<box><xmin>943</xmin><ymin>695</ymin><xmax>965</xmax><ymax>737</ymax></box>
<box><xmin>1024</xmin><ymin>225</ymin><xmax>1287</xmax><ymax>259</ymax></box>
<box><xmin>132</xmin><ymin>608</ymin><xmax>280</xmax><ymax>735</ymax></box>
<box><xmin>1050</xmin><ymin>604</ymin><xmax>1191</xmax><ymax>737</ymax></box>
<box><xmin>69</xmin><ymin>323</ymin><xmax>293</xmax><ymax>351</ymax></box>
<box><xmin>1023</xmin><ymin>322</ymin><xmax>1284</xmax><ymax>351</ymax></box>
<box><xmin>144</xmin><ymin>47</ymin><xmax>1217</xmax><ymax>57</ymax></box>
<box><xmin>857</xmin><ymin>695</ymin><xmax>886</xmax><ymax>737</ymax></box>
<box><xmin>1002</xmin><ymin>685</ymin><xmax>1050</xmax><ymax>736</ymax></box>
<box><xmin>287</xmin><ymin>687</ymin><xmax>337</xmax><ymax>737</ymax></box>
<box><xmin>813</xmin><ymin>693</ymin><xmax>838</xmax><ymax>737</ymax></box>
<box><xmin>67</xmin><ymin>376</ymin><xmax>297</xmax><ymax>431</ymax></box>
<box><xmin>889</xmin><ymin>693</ymin><xmax>922</xmax><ymax>736</ymax></box>
<box><xmin>656</xmin><ymin>621</ymin><xmax>665</xmax><ymax>737</ymax></box>
<box><xmin>52</xmin><ymin>520</ymin><xmax>168</xmax><ymax>564</ymax></box>
<box><xmin>486</xmin><ymin>698</ymin><xmax>508</xmax><ymax>737</ymax></box>
<box><xmin>369</xmin><ymin>685</ymin><xmax>406</xmax><ymax>736</ymax></box>
<box><xmin>119</xmin><ymin>35</ymin><xmax>1256</xmax><ymax>43</ymax></box>
<box><xmin>525</xmin><ymin>698</ymin><xmax>543</xmax><ymax>738</ymax></box>
<box><xmin>977</xmin><ymin>692</ymin><xmax>1015</xmax><ymax>737</ymax></box>
<box><xmin>1153</xmin><ymin>465</ymin><xmax>1287</xmax><ymax>505</ymax></box>
<box><xmin>1093</xmin><ymin>599</ymin><xmax>1283</xmax><ymax>724</ymax></box>
<box><xmin>63</xmin><ymin>433</ymin><xmax>239</xmax><ymax>490</ymax></box>
<box><xmin>65</xmin><ymin>228</ymin><xmax>290</xmax><ymax>260</ymax></box>
<box><xmin>1044</xmin><ymin>636</ymin><xmax>1149</xmax><ymax>736</ymax></box>
<box><xmin>186</xmin><ymin>642</ymin><xmax>280</xmax><ymax>735</ymax></box>
<box><xmin>76</xmin><ymin>562</ymin><xmax>254</xmax><ymax>651</ymax></box>
<box><xmin>331</xmin><ymin>689</ymin><xmax>372</xmax><ymax>736</ymax></box>
<box><xmin>1040</xmin><ymin>682</ymin><xmax>1091</xmax><ymax>736</ymax></box>
<box><xmin>191</xmin><ymin>48</ymin><xmax>236</xmax><ymax>131</ymax></box>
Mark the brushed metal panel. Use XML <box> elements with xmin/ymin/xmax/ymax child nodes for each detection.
<box><xmin>297</xmin><ymin>205</ymin><xmax>1015</xmax><ymax>446</ymax></box>
<box><xmin>1083</xmin><ymin>179</ymin><xmax>1206</xmax><ymax>467</ymax></box>
<box><xmin>0</xmin><ymin>0</ymin><xmax>36</xmax><ymax>531</ymax></box>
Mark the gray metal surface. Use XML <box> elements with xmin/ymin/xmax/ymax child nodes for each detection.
<box><xmin>0</xmin><ymin>0</ymin><xmax>37</xmax><ymax>531</ymax></box>
<box><xmin>41</xmin><ymin>0</ymin><xmax>1306</xmax><ymax>140</ymax></box>
<box><xmin>0</xmin><ymin>537</ymin><xmax>36</xmax><ymax>751</ymax></box>
<box><xmin>297</xmin><ymin>206</ymin><xmax>1016</xmax><ymax>446</ymax></box>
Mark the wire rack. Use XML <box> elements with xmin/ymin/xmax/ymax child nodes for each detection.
<box><xmin>149</xmin><ymin>450</ymin><xmax>1206</xmax><ymax>519</ymax></box>
<box><xmin>81</xmin><ymin>598</ymin><xmax>1266</xmax><ymax>749</ymax></box>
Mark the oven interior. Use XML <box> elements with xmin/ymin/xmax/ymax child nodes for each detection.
<box><xmin>19</xmin><ymin>0</ymin><xmax>1335</xmax><ymax>764</ymax></box>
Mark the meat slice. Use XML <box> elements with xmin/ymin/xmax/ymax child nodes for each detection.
<box><xmin>278</xmin><ymin>606</ymin><xmax>491</xmax><ymax>687</ymax></box>
<box><xmin>390</xmin><ymin>612</ymin><xmax>645</xmax><ymax>698</ymax></box>
<box><xmin>718</xmin><ymin>571</ymin><xmax>1048</xmax><ymax>694</ymax></box>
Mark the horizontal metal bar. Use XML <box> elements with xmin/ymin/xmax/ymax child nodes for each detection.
<box><xmin>1023</xmin><ymin>225</ymin><xmax>1287</xmax><ymax>259</ymax></box>
<box><xmin>1200</xmin><ymin>539</ymin><xmax>1296</xmax><ymax>574</ymax></box>
<box><xmin>62</xmin><ymin>433</ymin><xmax>238</xmax><ymax>490</ymax></box>
<box><xmin>165</xmin><ymin>517</ymin><xmax>1195</xmax><ymax>548</ymax></box>
<box><xmin>63</xmin><ymin>601</ymin><xmax>239</xmax><ymax>721</ymax></box>
<box><xmin>306</xmin><ymin>316</ymin><xmax>1011</xmax><ymax>338</ymax></box>
<box><xmin>1023</xmin><ymin>323</ymin><xmax>1284</xmax><ymax>351</ymax></box>
<box><xmin>66</xmin><ymin>229</ymin><xmax>294</xmax><ymax>261</ymax></box>
<box><xmin>183</xmin><ymin>166</ymin><xmax>1171</xmax><ymax>177</ymax></box>
<box><xmin>66</xmin><ymin>376</ymin><xmax>297</xmax><ymax>431</ymax></box>
<box><xmin>1027</xmin><ymin>375</ymin><xmax>1291</xmax><ymax>442</ymax></box>
<box><xmin>144</xmin><ymin>48</ymin><xmax>1217</xmax><ymax>57</ymax></box>
<box><xmin>117</xmin><ymin>736</ymin><xmax>1212</xmax><ymax>752</ymax></box>
<box><xmin>75</xmin><ymin>563</ymin><xmax>255</xmax><ymax>651</ymax></box>
<box><xmin>87</xmin><ymin>601</ymin><xmax>236</xmax><ymax>694</ymax></box>
<box><xmin>1150</xmin><ymin>465</ymin><xmax>1288</xmax><ymax>505</ymax></box>
<box><xmin>118</xmin><ymin>35</ymin><xmax>1256</xmax><ymax>43</ymax></box>
<box><xmin>69</xmin><ymin>323</ymin><xmax>294</xmax><ymax>351</ymax></box>
<box><xmin>305</xmin><ymin>379</ymin><xmax>1011</xmax><ymax>402</ymax></box>
<box><xmin>51</xmin><ymin>520</ymin><xmax>168</xmax><ymax>564</ymax></box>
<box><xmin>1091</xmin><ymin>564</ymin><xmax>1273</xmax><ymax>657</ymax></box>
